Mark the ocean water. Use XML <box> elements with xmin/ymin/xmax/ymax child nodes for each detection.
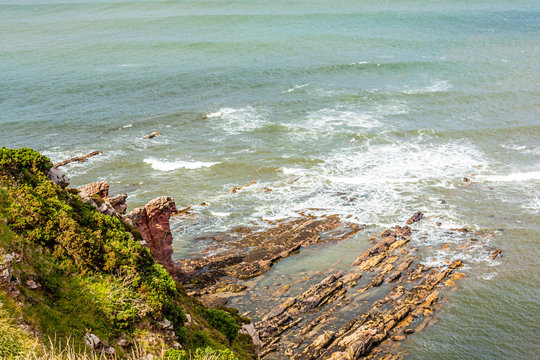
<box><xmin>1</xmin><ymin>0</ymin><xmax>539</xmax><ymax>358</ymax></box>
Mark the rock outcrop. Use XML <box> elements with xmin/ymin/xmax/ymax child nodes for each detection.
<box><xmin>47</xmin><ymin>167</ymin><xmax>70</xmax><ymax>188</ymax></box>
<box><xmin>126</xmin><ymin>196</ymin><xmax>182</xmax><ymax>280</ymax></box>
<box><xmin>178</xmin><ymin>215</ymin><xmax>363</xmax><ymax>297</ymax></box>
<box><xmin>54</xmin><ymin>150</ymin><xmax>102</xmax><ymax>168</ymax></box>
<box><xmin>78</xmin><ymin>181</ymin><xmax>127</xmax><ymax>218</ymax></box>
<box><xmin>77</xmin><ymin>181</ymin><xmax>181</xmax><ymax>280</ymax></box>
<box><xmin>250</xmin><ymin>219</ymin><xmax>466</xmax><ymax>359</ymax></box>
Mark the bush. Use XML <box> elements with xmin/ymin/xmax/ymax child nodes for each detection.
<box><xmin>203</xmin><ymin>310</ymin><xmax>239</xmax><ymax>343</ymax></box>
<box><xmin>0</xmin><ymin>148</ymin><xmax>185</xmax><ymax>338</ymax></box>
<box><xmin>165</xmin><ymin>346</ymin><xmax>238</xmax><ymax>360</ymax></box>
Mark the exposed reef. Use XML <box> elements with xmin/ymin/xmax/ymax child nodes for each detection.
<box><xmin>178</xmin><ymin>215</ymin><xmax>363</xmax><ymax>298</ymax></box>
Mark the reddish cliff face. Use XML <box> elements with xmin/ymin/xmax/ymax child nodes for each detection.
<box><xmin>78</xmin><ymin>181</ymin><xmax>181</xmax><ymax>280</ymax></box>
<box><xmin>127</xmin><ymin>196</ymin><xmax>182</xmax><ymax>280</ymax></box>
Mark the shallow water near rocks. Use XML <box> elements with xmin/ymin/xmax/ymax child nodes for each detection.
<box><xmin>1</xmin><ymin>0</ymin><xmax>539</xmax><ymax>358</ymax></box>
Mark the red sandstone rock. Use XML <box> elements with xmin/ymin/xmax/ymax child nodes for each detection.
<box><xmin>127</xmin><ymin>196</ymin><xmax>182</xmax><ymax>280</ymax></box>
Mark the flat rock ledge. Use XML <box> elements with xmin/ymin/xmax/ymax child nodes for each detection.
<box><xmin>177</xmin><ymin>215</ymin><xmax>363</xmax><ymax>297</ymax></box>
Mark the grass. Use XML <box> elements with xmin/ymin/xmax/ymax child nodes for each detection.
<box><xmin>0</xmin><ymin>147</ymin><xmax>255</xmax><ymax>359</ymax></box>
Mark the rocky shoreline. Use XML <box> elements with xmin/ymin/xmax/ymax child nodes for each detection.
<box><xmin>66</xmin><ymin>171</ymin><xmax>501</xmax><ymax>359</ymax></box>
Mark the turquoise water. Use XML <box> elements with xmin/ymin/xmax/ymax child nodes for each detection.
<box><xmin>1</xmin><ymin>1</ymin><xmax>539</xmax><ymax>358</ymax></box>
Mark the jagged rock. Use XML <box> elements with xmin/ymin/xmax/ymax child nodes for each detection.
<box><xmin>200</xmin><ymin>295</ymin><xmax>228</xmax><ymax>308</ymax></box>
<box><xmin>126</xmin><ymin>196</ymin><xmax>182</xmax><ymax>280</ymax></box>
<box><xmin>54</xmin><ymin>151</ymin><xmax>102</xmax><ymax>168</ymax></box>
<box><xmin>110</xmin><ymin>194</ymin><xmax>128</xmax><ymax>215</ymax></box>
<box><xmin>159</xmin><ymin>318</ymin><xmax>174</xmax><ymax>331</ymax></box>
<box><xmin>231</xmin><ymin>180</ymin><xmax>257</xmax><ymax>194</ymax></box>
<box><xmin>78</xmin><ymin>181</ymin><xmax>110</xmax><ymax>200</ymax></box>
<box><xmin>185</xmin><ymin>314</ymin><xmax>192</xmax><ymax>326</ymax></box>
<box><xmin>144</xmin><ymin>132</ymin><xmax>162</xmax><ymax>139</ymax></box>
<box><xmin>101</xmin><ymin>346</ymin><xmax>116</xmax><ymax>355</ymax></box>
<box><xmin>78</xmin><ymin>181</ymin><xmax>127</xmax><ymax>219</ymax></box>
<box><xmin>406</xmin><ymin>211</ymin><xmax>423</xmax><ymax>225</ymax></box>
<box><xmin>25</xmin><ymin>279</ymin><xmax>40</xmax><ymax>290</ymax></box>
<box><xmin>179</xmin><ymin>216</ymin><xmax>362</xmax><ymax>294</ymax></box>
<box><xmin>84</xmin><ymin>332</ymin><xmax>100</xmax><ymax>349</ymax></box>
<box><xmin>491</xmin><ymin>249</ymin><xmax>502</xmax><ymax>260</ymax></box>
<box><xmin>241</xmin><ymin>323</ymin><xmax>263</xmax><ymax>348</ymax></box>
<box><xmin>117</xmin><ymin>338</ymin><xmax>127</xmax><ymax>347</ymax></box>
<box><xmin>47</xmin><ymin>167</ymin><xmax>70</xmax><ymax>188</ymax></box>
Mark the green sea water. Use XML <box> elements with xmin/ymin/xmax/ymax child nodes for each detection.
<box><xmin>1</xmin><ymin>0</ymin><xmax>539</xmax><ymax>358</ymax></box>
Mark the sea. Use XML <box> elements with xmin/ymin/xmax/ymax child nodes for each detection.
<box><xmin>1</xmin><ymin>0</ymin><xmax>539</xmax><ymax>358</ymax></box>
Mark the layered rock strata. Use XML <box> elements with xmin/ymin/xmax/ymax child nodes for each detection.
<box><xmin>178</xmin><ymin>215</ymin><xmax>363</xmax><ymax>297</ymax></box>
<box><xmin>248</xmin><ymin>214</ymin><xmax>469</xmax><ymax>359</ymax></box>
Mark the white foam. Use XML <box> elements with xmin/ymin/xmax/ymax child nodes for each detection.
<box><xmin>211</xmin><ymin>211</ymin><xmax>231</xmax><ymax>217</ymax></box>
<box><xmin>500</xmin><ymin>143</ymin><xmax>540</xmax><ymax>155</ymax></box>
<box><xmin>282</xmin><ymin>167</ymin><xmax>306</xmax><ymax>175</ymax></box>
<box><xmin>480</xmin><ymin>171</ymin><xmax>540</xmax><ymax>182</ymax></box>
<box><xmin>205</xmin><ymin>106</ymin><xmax>265</xmax><ymax>135</ymax></box>
<box><xmin>403</xmin><ymin>80</ymin><xmax>451</xmax><ymax>94</ymax></box>
<box><xmin>285</xmin><ymin>84</ymin><xmax>309</xmax><ymax>93</ymax></box>
<box><xmin>144</xmin><ymin>158</ymin><xmax>219</xmax><ymax>171</ymax></box>
<box><xmin>327</xmin><ymin>175</ymin><xmax>419</xmax><ymax>185</ymax></box>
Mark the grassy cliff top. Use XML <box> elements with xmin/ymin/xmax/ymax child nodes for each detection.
<box><xmin>0</xmin><ymin>147</ymin><xmax>254</xmax><ymax>360</ymax></box>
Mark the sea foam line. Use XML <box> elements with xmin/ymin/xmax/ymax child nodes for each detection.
<box><xmin>479</xmin><ymin>171</ymin><xmax>540</xmax><ymax>182</ymax></box>
<box><xmin>144</xmin><ymin>158</ymin><xmax>219</xmax><ymax>171</ymax></box>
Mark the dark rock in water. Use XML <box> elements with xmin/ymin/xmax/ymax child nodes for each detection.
<box><xmin>127</xmin><ymin>196</ymin><xmax>183</xmax><ymax>280</ymax></box>
<box><xmin>144</xmin><ymin>131</ymin><xmax>162</xmax><ymax>139</ymax></box>
<box><xmin>406</xmin><ymin>211</ymin><xmax>424</xmax><ymax>225</ymax></box>
<box><xmin>54</xmin><ymin>150</ymin><xmax>102</xmax><ymax>168</ymax></box>
<box><xmin>47</xmin><ymin>167</ymin><xmax>70</xmax><ymax>188</ymax></box>
<box><xmin>237</xmin><ymin>220</ymin><xmax>476</xmax><ymax>359</ymax></box>
<box><xmin>490</xmin><ymin>249</ymin><xmax>503</xmax><ymax>260</ymax></box>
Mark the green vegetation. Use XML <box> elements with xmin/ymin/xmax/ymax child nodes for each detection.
<box><xmin>0</xmin><ymin>147</ymin><xmax>253</xmax><ymax>359</ymax></box>
<box><xmin>203</xmin><ymin>310</ymin><xmax>240</xmax><ymax>343</ymax></box>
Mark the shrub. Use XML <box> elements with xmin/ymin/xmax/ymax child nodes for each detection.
<box><xmin>203</xmin><ymin>310</ymin><xmax>239</xmax><ymax>343</ymax></box>
<box><xmin>0</xmin><ymin>148</ymin><xmax>185</xmax><ymax>338</ymax></box>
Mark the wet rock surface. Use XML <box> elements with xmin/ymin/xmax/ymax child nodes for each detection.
<box><xmin>176</xmin><ymin>209</ymin><xmax>499</xmax><ymax>359</ymax></box>
<box><xmin>177</xmin><ymin>215</ymin><xmax>363</xmax><ymax>297</ymax></box>
<box><xmin>54</xmin><ymin>150</ymin><xmax>102</xmax><ymax>168</ymax></box>
<box><xmin>71</xmin><ymin>176</ymin><xmax>502</xmax><ymax>359</ymax></box>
